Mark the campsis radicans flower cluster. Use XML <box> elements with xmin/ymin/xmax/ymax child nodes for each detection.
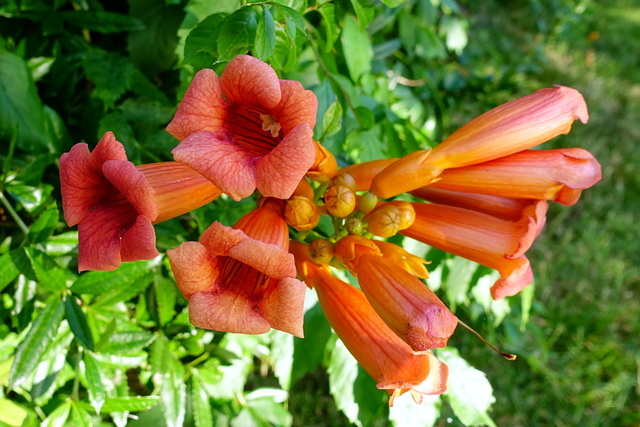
<box><xmin>59</xmin><ymin>55</ymin><xmax>601</xmax><ymax>404</ymax></box>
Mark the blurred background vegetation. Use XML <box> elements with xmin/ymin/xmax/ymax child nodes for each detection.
<box><xmin>1</xmin><ymin>0</ymin><xmax>638</xmax><ymax>426</ymax></box>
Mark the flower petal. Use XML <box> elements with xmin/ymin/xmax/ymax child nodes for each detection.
<box><xmin>91</xmin><ymin>131</ymin><xmax>128</xmax><ymax>164</ymax></box>
<box><xmin>370</xmin><ymin>150</ymin><xmax>443</xmax><ymax>199</ymax></box>
<box><xmin>188</xmin><ymin>291</ymin><xmax>272</xmax><ymax>335</ymax></box>
<box><xmin>102</xmin><ymin>160</ymin><xmax>158</xmax><ymax>221</ymax></box>
<box><xmin>260</xmin><ymin>277</ymin><xmax>307</xmax><ymax>337</ymax></box>
<box><xmin>255</xmin><ymin>123</ymin><xmax>315</xmax><ymax>199</ymax></box>
<box><xmin>167</xmin><ymin>241</ymin><xmax>218</xmax><ymax>299</ymax></box>
<box><xmin>120</xmin><ymin>215</ymin><xmax>160</xmax><ymax>262</ymax></box>
<box><xmin>220</xmin><ymin>55</ymin><xmax>282</xmax><ymax>111</ymax></box>
<box><xmin>490</xmin><ymin>257</ymin><xmax>534</xmax><ymax>300</ymax></box>
<box><xmin>271</xmin><ymin>80</ymin><xmax>318</xmax><ymax>132</ymax></box>
<box><xmin>172</xmin><ymin>131</ymin><xmax>257</xmax><ymax>201</ymax></box>
<box><xmin>165</xmin><ymin>69</ymin><xmax>227</xmax><ymax>141</ymax></box>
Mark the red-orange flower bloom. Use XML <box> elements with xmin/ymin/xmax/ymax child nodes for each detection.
<box><xmin>334</xmin><ymin>236</ymin><xmax>457</xmax><ymax>351</ymax></box>
<box><xmin>289</xmin><ymin>242</ymin><xmax>448</xmax><ymax>405</ymax></box>
<box><xmin>167</xmin><ymin>55</ymin><xmax>318</xmax><ymax>201</ymax></box>
<box><xmin>371</xmin><ymin>86</ymin><xmax>589</xmax><ymax>198</ymax></box>
<box><xmin>167</xmin><ymin>202</ymin><xmax>306</xmax><ymax>337</ymax></box>
<box><xmin>60</xmin><ymin>132</ymin><xmax>221</xmax><ymax>271</ymax></box>
<box><xmin>401</xmin><ymin>202</ymin><xmax>549</xmax><ymax>299</ymax></box>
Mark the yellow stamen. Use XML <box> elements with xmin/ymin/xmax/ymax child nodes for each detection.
<box><xmin>260</xmin><ymin>114</ymin><xmax>282</xmax><ymax>137</ymax></box>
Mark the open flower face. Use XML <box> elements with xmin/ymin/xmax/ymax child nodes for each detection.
<box><xmin>167</xmin><ymin>202</ymin><xmax>307</xmax><ymax>337</ymax></box>
<box><xmin>60</xmin><ymin>132</ymin><xmax>159</xmax><ymax>271</ymax></box>
<box><xmin>60</xmin><ymin>132</ymin><xmax>222</xmax><ymax>271</ymax></box>
<box><xmin>167</xmin><ymin>55</ymin><xmax>318</xmax><ymax>201</ymax></box>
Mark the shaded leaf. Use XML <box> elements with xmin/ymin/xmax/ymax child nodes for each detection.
<box><xmin>0</xmin><ymin>248</ymin><xmax>31</xmax><ymax>293</ymax></box>
<box><xmin>71</xmin><ymin>260</ymin><xmax>154</xmax><ymax>295</ymax></box>
<box><xmin>64</xmin><ymin>296</ymin><xmax>94</xmax><ymax>351</ymax></box>
<box><xmin>28</xmin><ymin>203</ymin><xmax>59</xmax><ymax>244</ymax></box>
<box><xmin>24</xmin><ymin>247</ymin><xmax>66</xmax><ymax>292</ymax></box>
<box><xmin>217</xmin><ymin>9</ymin><xmax>258</xmax><ymax>61</ymax></box>
<box><xmin>9</xmin><ymin>297</ymin><xmax>65</xmax><ymax>388</ymax></box>
<box><xmin>61</xmin><ymin>10</ymin><xmax>144</xmax><ymax>33</ymax></box>
<box><xmin>255</xmin><ymin>6</ymin><xmax>276</xmax><ymax>60</ymax></box>
<box><xmin>41</xmin><ymin>400</ymin><xmax>71</xmax><ymax>427</ymax></box>
<box><xmin>321</xmin><ymin>101</ymin><xmax>343</xmax><ymax>138</ymax></box>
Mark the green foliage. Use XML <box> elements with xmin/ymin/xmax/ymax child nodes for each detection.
<box><xmin>0</xmin><ymin>0</ymin><xmax>637</xmax><ymax>426</ymax></box>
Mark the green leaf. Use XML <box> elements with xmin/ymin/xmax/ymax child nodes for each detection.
<box><xmin>128</xmin><ymin>0</ymin><xmax>185</xmax><ymax>75</ymax></box>
<box><xmin>69</xmin><ymin>401</ymin><xmax>93</xmax><ymax>426</ymax></box>
<box><xmin>151</xmin><ymin>277</ymin><xmax>177</xmax><ymax>327</ymax></box>
<box><xmin>27</xmin><ymin>203</ymin><xmax>59</xmax><ymax>244</ymax></box>
<box><xmin>327</xmin><ymin>337</ymin><xmax>360</xmax><ymax>424</ymax></box>
<box><xmin>5</xmin><ymin>183</ymin><xmax>53</xmax><ymax>213</ymax></box>
<box><xmin>152</xmin><ymin>336</ymin><xmax>187</xmax><ymax>427</ymax></box>
<box><xmin>190</xmin><ymin>374</ymin><xmax>213</xmax><ymax>427</ymax></box>
<box><xmin>30</xmin><ymin>329</ymin><xmax>74</xmax><ymax>407</ymax></box>
<box><xmin>277</xmin><ymin>5</ymin><xmax>306</xmax><ymax>34</ymax></box>
<box><xmin>61</xmin><ymin>10</ymin><xmax>144</xmax><ymax>33</ymax></box>
<box><xmin>71</xmin><ymin>260</ymin><xmax>154</xmax><ymax>295</ymax></box>
<box><xmin>380</xmin><ymin>0</ymin><xmax>408</xmax><ymax>7</ymax></box>
<box><xmin>0</xmin><ymin>51</ymin><xmax>49</xmax><ymax>152</ymax></box>
<box><xmin>389</xmin><ymin>393</ymin><xmax>440</xmax><ymax>426</ymax></box>
<box><xmin>0</xmin><ymin>398</ymin><xmax>29</xmax><ymax>426</ymax></box>
<box><xmin>470</xmin><ymin>270</ymin><xmax>511</xmax><ymax>326</ymax></box>
<box><xmin>318</xmin><ymin>3</ymin><xmax>337</xmax><ymax>52</ymax></box>
<box><xmin>64</xmin><ymin>296</ymin><xmax>94</xmax><ymax>351</ymax></box>
<box><xmin>354</xmin><ymin>105</ymin><xmax>375</xmax><ymax>130</ymax></box>
<box><xmin>82</xmin><ymin>51</ymin><xmax>135</xmax><ymax>109</ymax></box>
<box><xmin>97</xmin><ymin>331</ymin><xmax>156</xmax><ymax>354</ymax></box>
<box><xmin>348</xmin><ymin>0</ymin><xmax>373</xmax><ymax>29</ymax></box>
<box><xmin>438</xmin><ymin>348</ymin><xmax>498</xmax><ymax>427</ymax></box>
<box><xmin>244</xmin><ymin>389</ymin><xmax>293</xmax><ymax>427</ymax></box>
<box><xmin>101</xmin><ymin>396</ymin><xmax>160</xmax><ymax>413</ymax></box>
<box><xmin>444</xmin><ymin>256</ymin><xmax>478</xmax><ymax>310</ymax></box>
<box><xmin>270</xmin><ymin>331</ymin><xmax>294</xmax><ymax>390</ymax></box>
<box><xmin>41</xmin><ymin>400</ymin><xmax>71</xmax><ymax>427</ymax></box>
<box><xmin>44</xmin><ymin>232</ymin><xmax>78</xmax><ymax>257</ymax></box>
<box><xmin>217</xmin><ymin>9</ymin><xmax>258</xmax><ymax>61</ymax></box>
<box><xmin>0</xmin><ymin>248</ymin><xmax>31</xmax><ymax>293</ymax></box>
<box><xmin>341</xmin><ymin>14</ymin><xmax>373</xmax><ymax>82</ymax></box>
<box><xmin>93</xmin><ymin>271</ymin><xmax>154</xmax><ymax>307</ymax></box>
<box><xmin>9</xmin><ymin>297</ymin><xmax>65</xmax><ymax>388</ymax></box>
<box><xmin>182</xmin><ymin>13</ymin><xmax>227</xmax><ymax>69</ymax></box>
<box><xmin>255</xmin><ymin>7</ymin><xmax>276</xmax><ymax>60</ymax></box>
<box><xmin>321</xmin><ymin>101</ymin><xmax>343</xmax><ymax>138</ymax></box>
<box><xmin>83</xmin><ymin>351</ymin><xmax>106</xmax><ymax>414</ymax></box>
<box><xmin>24</xmin><ymin>247</ymin><xmax>67</xmax><ymax>292</ymax></box>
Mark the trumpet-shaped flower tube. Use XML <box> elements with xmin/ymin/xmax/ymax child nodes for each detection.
<box><xmin>428</xmin><ymin>148</ymin><xmax>602</xmax><ymax>205</ymax></box>
<box><xmin>60</xmin><ymin>132</ymin><xmax>221</xmax><ymax>271</ymax></box>
<box><xmin>168</xmin><ymin>55</ymin><xmax>318</xmax><ymax>201</ymax></box>
<box><xmin>290</xmin><ymin>241</ymin><xmax>448</xmax><ymax>404</ymax></box>
<box><xmin>167</xmin><ymin>202</ymin><xmax>307</xmax><ymax>336</ymax></box>
<box><xmin>371</xmin><ymin>86</ymin><xmax>589</xmax><ymax>198</ymax></box>
<box><xmin>401</xmin><ymin>202</ymin><xmax>549</xmax><ymax>299</ymax></box>
<box><xmin>334</xmin><ymin>236</ymin><xmax>457</xmax><ymax>351</ymax></box>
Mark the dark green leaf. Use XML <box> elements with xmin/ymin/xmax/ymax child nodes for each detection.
<box><xmin>380</xmin><ymin>0</ymin><xmax>408</xmax><ymax>7</ymax></box>
<box><xmin>183</xmin><ymin>13</ymin><xmax>227</xmax><ymax>69</ymax></box>
<box><xmin>0</xmin><ymin>248</ymin><xmax>31</xmax><ymax>293</ymax></box>
<box><xmin>255</xmin><ymin>7</ymin><xmax>276</xmax><ymax>60</ymax></box>
<box><xmin>128</xmin><ymin>0</ymin><xmax>185</xmax><ymax>75</ymax></box>
<box><xmin>152</xmin><ymin>337</ymin><xmax>187</xmax><ymax>427</ymax></box>
<box><xmin>277</xmin><ymin>5</ymin><xmax>306</xmax><ymax>37</ymax></box>
<box><xmin>64</xmin><ymin>296</ymin><xmax>94</xmax><ymax>351</ymax></box>
<box><xmin>13</xmin><ymin>154</ymin><xmax>55</xmax><ymax>186</ymax></box>
<box><xmin>354</xmin><ymin>105</ymin><xmax>375</xmax><ymax>130</ymax></box>
<box><xmin>69</xmin><ymin>402</ymin><xmax>93</xmax><ymax>426</ymax></box>
<box><xmin>61</xmin><ymin>10</ymin><xmax>144</xmax><ymax>33</ymax></box>
<box><xmin>152</xmin><ymin>277</ymin><xmax>177</xmax><ymax>327</ymax></box>
<box><xmin>71</xmin><ymin>260</ymin><xmax>154</xmax><ymax>295</ymax></box>
<box><xmin>5</xmin><ymin>183</ymin><xmax>53</xmax><ymax>213</ymax></box>
<box><xmin>348</xmin><ymin>0</ymin><xmax>374</xmax><ymax>28</ymax></box>
<box><xmin>24</xmin><ymin>247</ymin><xmax>67</xmax><ymax>292</ymax></box>
<box><xmin>291</xmin><ymin>303</ymin><xmax>332</xmax><ymax>384</ymax></box>
<box><xmin>41</xmin><ymin>400</ymin><xmax>71</xmax><ymax>427</ymax></box>
<box><xmin>28</xmin><ymin>203</ymin><xmax>59</xmax><ymax>244</ymax></box>
<box><xmin>9</xmin><ymin>297</ymin><xmax>65</xmax><ymax>388</ymax></box>
<box><xmin>101</xmin><ymin>396</ymin><xmax>160</xmax><ymax>413</ymax></box>
<box><xmin>83</xmin><ymin>351</ymin><xmax>106</xmax><ymax>414</ymax></box>
<box><xmin>0</xmin><ymin>52</ymin><xmax>49</xmax><ymax>152</ymax></box>
<box><xmin>82</xmin><ymin>52</ymin><xmax>135</xmax><ymax>109</ymax></box>
<box><xmin>341</xmin><ymin>14</ymin><xmax>373</xmax><ymax>82</ymax></box>
<box><xmin>93</xmin><ymin>271</ymin><xmax>154</xmax><ymax>307</ymax></box>
<box><xmin>217</xmin><ymin>9</ymin><xmax>258</xmax><ymax>61</ymax></box>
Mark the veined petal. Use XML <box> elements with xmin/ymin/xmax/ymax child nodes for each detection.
<box><xmin>165</xmin><ymin>69</ymin><xmax>227</xmax><ymax>141</ymax></box>
<box><xmin>102</xmin><ymin>160</ymin><xmax>158</xmax><ymax>221</ymax></box>
<box><xmin>167</xmin><ymin>241</ymin><xmax>218</xmax><ymax>298</ymax></box>
<box><xmin>355</xmin><ymin>254</ymin><xmax>458</xmax><ymax>351</ymax></box>
<box><xmin>271</xmin><ymin>80</ymin><xmax>318</xmax><ymax>132</ymax></box>
<box><xmin>426</xmin><ymin>86</ymin><xmax>589</xmax><ymax>169</ymax></box>
<box><xmin>491</xmin><ymin>257</ymin><xmax>534</xmax><ymax>300</ymax></box>
<box><xmin>172</xmin><ymin>131</ymin><xmax>257</xmax><ymax>201</ymax></box>
<box><xmin>120</xmin><ymin>215</ymin><xmax>159</xmax><ymax>262</ymax></box>
<box><xmin>220</xmin><ymin>55</ymin><xmax>282</xmax><ymax>110</ymax></box>
<box><xmin>260</xmin><ymin>276</ymin><xmax>308</xmax><ymax>337</ymax></box>
<box><xmin>91</xmin><ymin>131</ymin><xmax>127</xmax><ymax>164</ymax></box>
<box><xmin>430</xmin><ymin>148</ymin><xmax>602</xmax><ymax>204</ymax></box>
<box><xmin>234</xmin><ymin>200</ymin><xmax>290</xmax><ymax>249</ymax></box>
<box><xmin>136</xmin><ymin>162</ymin><xmax>222</xmax><ymax>223</ymax></box>
<box><xmin>255</xmin><ymin>123</ymin><xmax>315</xmax><ymax>199</ymax></box>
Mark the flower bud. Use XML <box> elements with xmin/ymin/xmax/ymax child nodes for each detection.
<box><xmin>309</xmin><ymin>239</ymin><xmax>334</xmax><ymax>264</ymax></box>
<box><xmin>325</xmin><ymin>185</ymin><xmax>356</xmax><ymax>218</ymax></box>
<box><xmin>359</xmin><ymin>191</ymin><xmax>378</xmax><ymax>214</ymax></box>
<box><xmin>365</xmin><ymin>205</ymin><xmax>402</xmax><ymax>238</ymax></box>
<box><xmin>285</xmin><ymin>196</ymin><xmax>320</xmax><ymax>231</ymax></box>
<box><xmin>386</xmin><ymin>201</ymin><xmax>416</xmax><ymax>230</ymax></box>
<box><xmin>346</xmin><ymin>218</ymin><xmax>364</xmax><ymax>235</ymax></box>
<box><xmin>331</xmin><ymin>173</ymin><xmax>357</xmax><ymax>191</ymax></box>
<box><xmin>306</xmin><ymin>141</ymin><xmax>338</xmax><ymax>183</ymax></box>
